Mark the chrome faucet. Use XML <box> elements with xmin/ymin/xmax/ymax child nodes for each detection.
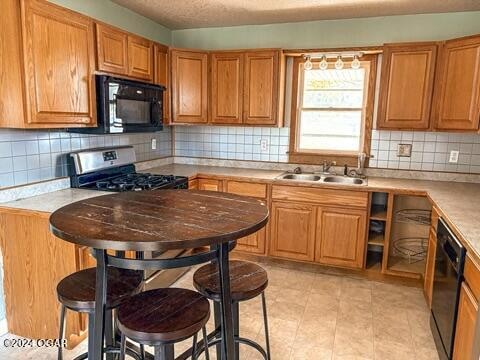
<box><xmin>293</xmin><ymin>167</ymin><xmax>302</xmax><ymax>174</ymax></box>
<box><xmin>322</xmin><ymin>161</ymin><xmax>336</xmax><ymax>174</ymax></box>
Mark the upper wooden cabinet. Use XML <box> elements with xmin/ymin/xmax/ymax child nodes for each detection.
<box><xmin>210</xmin><ymin>52</ymin><xmax>244</xmax><ymax>124</ymax></box>
<box><xmin>154</xmin><ymin>44</ymin><xmax>170</xmax><ymax>123</ymax></box>
<box><xmin>171</xmin><ymin>49</ymin><xmax>208</xmax><ymax>124</ymax></box>
<box><xmin>244</xmin><ymin>50</ymin><xmax>283</xmax><ymax>125</ymax></box>
<box><xmin>22</xmin><ymin>0</ymin><xmax>97</xmax><ymax>127</ymax></box>
<box><xmin>95</xmin><ymin>23</ymin><xmax>153</xmax><ymax>82</ymax></box>
<box><xmin>127</xmin><ymin>35</ymin><xmax>153</xmax><ymax>81</ymax></box>
<box><xmin>434</xmin><ymin>35</ymin><xmax>480</xmax><ymax>131</ymax></box>
<box><xmin>377</xmin><ymin>43</ymin><xmax>437</xmax><ymax>130</ymax></box>
<box><xmin>95</xmin><ymin>23</ymin><xmax>128</xmax><ymax>75</ymax></box>
<box><xmin>315</xmin><ymin>207</ymin><xmax>367</xmax><ymax>269</ymax></box>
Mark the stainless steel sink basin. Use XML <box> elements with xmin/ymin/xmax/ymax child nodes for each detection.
<box><xmin>322</xmin><ymin>176</ymin><xmax>366</xmax><ymax>185</ymax></box>
<box><xmin>281</xmin><ymin>174</ymin><xmax>321</xmax><ymax>181</ymax></box>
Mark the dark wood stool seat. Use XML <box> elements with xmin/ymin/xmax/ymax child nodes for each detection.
<box><xmin>57</xmin><ymin>267</ymin><xmax>143</xmax><ymax>312</ymax></box>
<box><xmin>117</xmin><ymin>287</ymin><xmax>210</xmax><ymax>345</ymax></box>
<box><xmin>193</xmin><ymin>260</ymin><xmax>268</xmax><ymax>302</ymax></box>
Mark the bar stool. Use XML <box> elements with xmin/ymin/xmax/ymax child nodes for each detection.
<box><xmin>56</xmin><ymin>267</ymin><xmax>144</xmax><ymax>360</ymax></box>
<box><xmin>117</xmin><ymin>287</ymin><xmax>211</xmax><ymax>360</ymax></box>
<box><xmin>193</xmin><ymin>260</ymin><xmax>271</xmax><ymax>359</ymax></box>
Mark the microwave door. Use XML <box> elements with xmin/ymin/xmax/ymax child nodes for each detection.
<box><xmin>109</xmin><ymin>84</ymin><xmax>124</xmax><ymax>133</ymax></box>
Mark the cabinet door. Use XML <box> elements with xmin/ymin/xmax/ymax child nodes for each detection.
<box><xmin>188</xmin><ymin>179</ymin><xmax>198</xmax><ymax>190</ymax></box>
<box><xmin>244</xmin><ymin>51</ymin><xmax>280</xmax><ymax>125</ymax></box>
<box><xmin>198</xmin><ymin>179</ymin><xmax>222</xmax><ymax>191</ymax></box>
<box><xmin>315</xmin><ymin>207</ymin><xmax>367</xmax><ymax>269</ymax></box>
<box><xmin>434</xmin><ymin>36</ymin><xmax>480</xmax><ymax>131</ymax></box>
<box><xmin>236</xmin><ymin>227</ymin><xmax>266</xmax><ymax>255</ymax></box>
<box><xmin>453</xmin><ymin>283</ymin><xmax>478</xmax><ymax>360</ymax></box>
<box><xmin>127</xmin><ymin>35</ymin><xmax>153</xmax><ymax>81</ymax></box>
<box><xmin>270</xmin><ymin>201</ymin><xmax>316</xmax><ymax>261</ymax></box>
<box><xmin>424</xmin><ymin>228</ymin><xmax>437</xmax><ymax>308</ymax></box>
<box><xmin>210</xmin><ymin>52</ymin><xmax>244</xmax><ymax>124</ymax></box>
<box><xmin>95</xmin><ymin>23</ymin><xmax>128</xmax><ymax>75</ymax></box>
<box><xmin>377</xmin><ymin>43</ymin><xmax>437</xmax><ymax>130</ymax></box>
<box><xmin>22</xmin><ymin>0</ymin><xmax>96</xmax><ymax>126</ymax></box>
<box><xmin>154</xmin><ymin>44</ymin><xmax>170</xmax><ymax>123</ymax></box>
<box><xmin>171</xmin><ymin>50</ymin><xmax>208</xmax><ymax>123</ymax></box>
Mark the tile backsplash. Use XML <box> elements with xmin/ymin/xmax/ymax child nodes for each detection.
<box><xmin>0</xmin><ymin>128</ymin><xmax>172</xmax><ymax>188</ymax></box>
<box><xmin>370</xmin><ymin>130</ymin><xmax>480</xmax><ymax>173</ymax></box>
<box><xmin>175</xmin><ymin>126</ymin><xmax>290</xmax><ymax>162</ymax></box>
<box><xmin>175</xmin><ymin>126</ymin><xmax>480</xmax><ymax>175</ymax></box>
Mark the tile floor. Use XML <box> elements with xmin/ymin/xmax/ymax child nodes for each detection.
<box><xmin>0</xmin><ymin>260</ymin><xmax>439</xmax><ymax>360</ymax></box>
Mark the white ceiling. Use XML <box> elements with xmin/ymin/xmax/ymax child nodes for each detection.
<box><xmin>111</xmin><ymin>0</ymin><xmax>480</xmax><ymax>30</ymax></box>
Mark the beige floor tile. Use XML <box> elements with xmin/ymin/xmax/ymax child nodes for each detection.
<box><xmin>374</xmin><ymin>339</ymin><xmax>416</xmax><ymax>360</ymax></box>
<box><xmin>289</xmin><ymin>343</ymin><xmax>333</xmax><ymax>360</ymax></box>
<box><xmin>415</xmin><ymin>346</ymin><xmax>440</xmax><ymax>360</ymax></box>
<box><xmin>333</xmin><ymin>328</ymin><xmax>374</xmax><ymax>358</ymax></box>
<box><xmin>268</xmin><ymin>300</ymin><xmax>306</xmax><ymax>323</ymax></box>
<box><xmin>311</xmin><ymin>273</ymin><xmax>343</xmax><ymax>298</ymax></box>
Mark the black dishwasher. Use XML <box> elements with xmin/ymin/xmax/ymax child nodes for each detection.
<box><xmin>430</xmin><ymin>218</ymin><xmax>466</xmax><ymax>360</ymax></box>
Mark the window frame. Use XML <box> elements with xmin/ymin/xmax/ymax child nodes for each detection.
<box><xmin>288</xmin><ymin>54</ymin><xmax>377</xmax><ymax>166</ymax></box>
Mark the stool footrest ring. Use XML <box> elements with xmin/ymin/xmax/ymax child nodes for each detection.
<box><xmin>193</xmin><ymin>335</ymin><xmax>268</xmax><ymax>360</ymax></box>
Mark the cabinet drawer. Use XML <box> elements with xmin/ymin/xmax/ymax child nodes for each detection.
<box><xmin>272</xmin><ymin>185</ymin><xmax>368</xmax><ymax>208</ymax></box>
<box><xmin>464</xmin><ymin>255</ymin><xmax>480</xmax><ymax>301</ymax></box>
<box><xmin>225</xmin><ymin>181</ymin><xmax>267</xmax><ymax>199</ymax></box>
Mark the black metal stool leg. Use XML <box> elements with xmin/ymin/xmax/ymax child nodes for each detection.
<box><xmin>191</xmin><ymin>333</ymin><xmax>198</xmax><ymax>360</ymax></box>
<box><xmin>58</xmin><ymin>305</ymin><xmax>66</xmax><ymax>360</ymax></box>
<box><xmin>261</xmin><ymin>292</ymin><xmax>271</xmax><ymax>360</ymax></box>
<box><xmin>233</xmin><ymin>302</ymin><xmax>240</xmax><ymax>358</ymax></box>
<box><xmin>202</xmin><ymin>326</ymin><xmax>210</xmax><ymax>360</ymax></box>
<box><xmin>88</xmin><ymin>313</ymin><xmax>95</xmax><ymax>359</ymax></box>
<box><xmin>140</xmin><ymin>343</ymin><xmax>145</xmax><ymax>360</ymax></box>
<box><xmin>119</xmin><ymin>332</ymin><xmax>126</xmax><ymax>360</ymax></box>
<box><xmin>155</xmin><ymin>344</ymin><xmax>174</xmax><ymax>360</ymax></box>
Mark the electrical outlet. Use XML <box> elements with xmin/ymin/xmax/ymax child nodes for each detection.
<box><xmin>449</xmin><ymin>150</ymin><xmax>459</xmax><ymax>163</ymax></box>
<box><xmin>151</xmin><ymin>138</ymin><xmax>157</xmax><ymax>150</ymax></box>
<box><xmin>397</xmin><ymin>144</ymin><xmax>412</xmax><ymax>157</ymax></box>
<box><xmin>260</xmin><ymin>139</ymin><xmax>269</xmax><ymax>152</ymax></box>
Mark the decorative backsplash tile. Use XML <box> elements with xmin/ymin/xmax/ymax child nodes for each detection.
<box><xmin>174</xmin><ymin>126</ymin><xmax>290</xmax><ymax>162</ymax></box>
<box><xmin>0</xmin><ymin>128</ymin><xmax>172</xmax><ymax>188</ymax></box>
<box><xmin>369</xmin><ymin>130</ymin><xmax>480</xmax><ymax>173</ymax></box>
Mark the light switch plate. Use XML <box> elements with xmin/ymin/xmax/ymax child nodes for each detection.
<box><xmin>151</xmin><ymin>138</ymin><xmax>157</xmax><ymax>150</ymax></box>
<box><xmin>449</xmin><ymin>150</ymin><xmax>459</xmax><ymax>163</ymax></box>
<box><xmin>260</xmin><ymin>139</ymin><xmax>269</xmax><ymax>152</ymax></box>
<box><xmin>397</xmin><ymin>144</ymin><xmax>412</xmax><ymax>157</ymax></box>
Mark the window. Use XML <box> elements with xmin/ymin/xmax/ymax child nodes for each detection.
<box><xmin>289</xmin><ymin>55</ymin><xmax>376</xmax><ymax>165</ymax></box>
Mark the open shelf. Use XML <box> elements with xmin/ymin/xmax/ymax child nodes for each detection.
<box><xmin>365</xmin><ymin>250</ymin><xmax>383</xmax><ymax>272</ymax></box>
<box><xmin>387</xmin><ymin>256</ymin><xmax>426</xmax><ymax>275</ymax></box>
<box><xmin>368</xmin><ymin>232</ymin><xmax>385</xmax><ymax>246</ymax></box>
<box><xmin>370</xmin><ymin>205</ymin><xmax>388</xmax><ymax>221</ymax></box>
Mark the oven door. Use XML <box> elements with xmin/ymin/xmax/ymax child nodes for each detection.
<box><xmin>101</xmin><ymin>75</ymin><xmax>164</xmax><ymax>133</ymax></box>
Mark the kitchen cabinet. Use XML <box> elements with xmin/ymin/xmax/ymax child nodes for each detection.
<box><xmin>127</xmin><ymin>35</ymin><xmax>154</xmax><ymax>81</ymax></box>
<box><xmin>21</xmin><ymin>0</ymin><xmax>97</xmax><ymax>127</ymax></box>
<box><xmin>198</xmin><ymin>178</ymin><xmax>222</xmax><ymax>191</ymax></box>
<box><xmin>434</xmin><ymin>35</ymin><xmax>480</xmax><ymax>131</ymax></box>
<box><xmin>95</xmin><ymin>23</ymin><xmax>154</xmax><ymax>82</ymax></box>
<box><xmin>95</xmin><ymin>23</ymin><xmax>128</xmax><ymax>75</ymax></box>
<box><xmin>154</xmin><ymin>44</ymin><xmax>170</xmax><ymax>123</ymax></box>
<box><xmin>0</xmin><ymin>207</ymin><xmax>87</xmax><ymax>348</ymax></box>
<box><xmin>210</xmin><ymin>52</ymin><xmax>244</xmax><ymax>124</ymax></box>
<box><xmin>315</xmin><ymin>207</ymin><xmax>367</xmax><ymax>268</ymax></box>
<box><xmin>188</xmin><ymin>179</ymin><xmax>199</xmax><ymax>190</ymax></box>
<box><xmin>377</xmin><ymin>43</ymin><xmax>437</xmax><ymax>130</ymax></box>
<box><xmin>244</xmin><ymin>50</ymin><xmax>283</xmax><ymax>125</ymax></box>
<box><xmin>171</xmin><ymin>49</ymin><xmax>208</xmax><ymax>124</ymax></box>
<box><xmin>225</xmin><ymin>180</ymin><xmax>268</xmax><ymax>254</ymax></box>
<box><xmin>453</xmin><ymin>283</ymin><xmax>478</xmax><ymax>359</ymax></box>
<box><xmin>270</xmin><ymin>201</ymin><xmax>316</xmax><ymax>261</ymax></box>
<box><xmin>423</xmin><ymin>228</ymin><xmax>437</xmax><ymax>307</ymax></box>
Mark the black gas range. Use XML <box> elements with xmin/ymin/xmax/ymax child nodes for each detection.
<box><xmin>68</xmin><ymin>146</ymin><xmax>188</xmax><ymax>192</ymax></box>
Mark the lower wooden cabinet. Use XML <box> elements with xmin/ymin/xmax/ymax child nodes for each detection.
<box><xmin>453</xmin><ymin>282</ymin><xmax>478</xmax><ymax>359</ymax></box>
<box><xmin>424</xmin><ymin>228</ymin><xmax>437</xmax><ymax>307</ymax></box>
<box><xmin>198</xmin><ymin>178</ymin><xmax>222</xmax><ymax>191</ymax></box>
<box><xmin>188</xmin><ymin>179</ymin><xmax>198</xmax><ymax>190</ymax></box>
<box><xmin>269</xmin><ymin>201</ymin><xmax>316</xmax><ymax>261</ymax></box>
<box><xmin>315</xmin><ymin>207</ymin><xmax>367</xmax><ymax>269</ymax></box>
<box><xmin>236</xmin><ymin>227</ymin><xmax>266</xmax><ymax>254</ymax></box>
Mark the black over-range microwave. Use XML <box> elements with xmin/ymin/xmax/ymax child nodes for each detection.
<box><xmin>69</xmin><ymin>75</ymin><xmax>165</xmax><ymax>134</ymax></box>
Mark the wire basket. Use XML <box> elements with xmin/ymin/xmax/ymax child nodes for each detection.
<box><xmin>392</xmin><ymin>237</ymin><xmax>428</xmax><ymax>264</ymax></box>
<box><xmin>395</xmin><ymin>209</ymin><xmax>431</xmax><ymax>226</ymax></box>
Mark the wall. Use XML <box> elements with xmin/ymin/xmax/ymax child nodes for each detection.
<box><xmin>0</xmin><ymin>129</ymin><xmax>172</xmax><ymax>188</ymax></box>
<box><xmin>172</xmin><ymin>11</ymin><xmax>480</xmax><ymax>49</ymax></box>
<box><xmin>48</xmin><ymin>0</ymin><xmax>171</xmax><ymax>44</ymax></box>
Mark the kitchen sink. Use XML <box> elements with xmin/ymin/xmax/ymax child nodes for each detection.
<box><xmin>281</xmin><ymin>173</ymin><xmax>321</xmax><ymax>181</ymax></box>
<box><xmin>322</xmin><ymin>176</ymin><xmax>366</xmax><ymax>185</ymax></box>
<box><xmin>277</xmin><ymin>172</ymin><xmax>366</xmax><ymax>185</ymax></box>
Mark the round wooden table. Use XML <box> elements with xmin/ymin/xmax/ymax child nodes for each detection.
<box><xmin>49</xmin><ymin>189</ymin><xmax>269</xmax><ymax>360</ymax></box>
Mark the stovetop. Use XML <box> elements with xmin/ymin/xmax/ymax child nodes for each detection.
<box><xmin>77</xmin><ymin>172</ymin><xmax>188</xmax><ymax>192</ymax></box>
